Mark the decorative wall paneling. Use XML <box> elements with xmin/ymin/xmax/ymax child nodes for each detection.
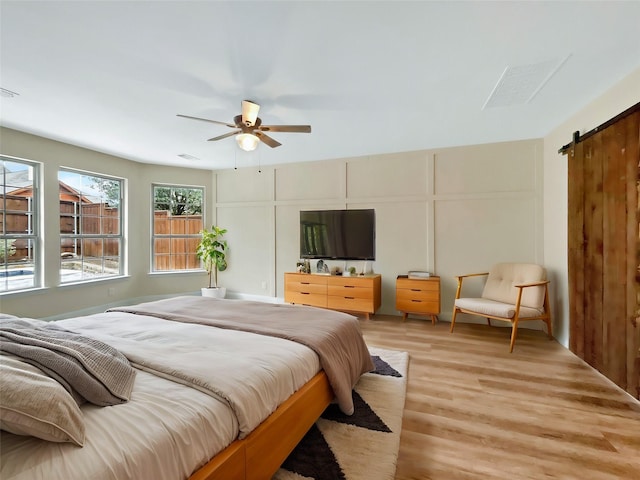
<box><xmin>214</xmin><ymin>141</ymin><xmax>543</xmax><ymax>319</ymax></box>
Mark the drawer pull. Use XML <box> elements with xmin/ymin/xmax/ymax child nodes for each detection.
<box><xmin>301</xmin><ymin>282</ymin><xmax>310</xmax><ymax>285</ymax></box>
<box><xmin>301</xmin><ymin>292</ymin><xmax>310</xmax><ymax>295</ymax></box>
<box><xmin>345</xmin><ymin>296</ymin><xmax>355</xmax><ymax>300</ymax></box>
<box><xmin>411</xmin><ymin>300</ymin><xmax>422</xmax><ymax>303</ymax></box>
<box><xmin>344</xmin><ymin>285</ymin><xmax>355</xmax><ymax>289</ymax></box>
<box><xmin>411</xmin><ymin>288</ymin><xmax>421</xmax><ymax>292</ymax></box>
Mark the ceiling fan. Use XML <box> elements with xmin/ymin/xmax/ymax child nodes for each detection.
<box><xmin>177</xmin><ymin>100</ymin><xmax>311</xmax><ymax>151</ymax></box>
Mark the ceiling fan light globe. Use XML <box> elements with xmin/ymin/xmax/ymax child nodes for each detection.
<box><xmin>236</xmin><ymin>133</ymin><xmax>259</xmax><ymax>151</ymax></box>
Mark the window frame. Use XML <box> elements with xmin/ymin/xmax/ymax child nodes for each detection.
<box><xmin>151</xmin><ymin>183</ymin><xmax>204</xmax><ymax>273</ymax></box>
<box><xmin>58</xmin><ymin>168</ymin><xmax>124</xmax><ymax>285</ymax></box>
<box><xmin>0</xmin><ymin>155</ymin><xmax>41</xmax><ymax>293</ymax></box>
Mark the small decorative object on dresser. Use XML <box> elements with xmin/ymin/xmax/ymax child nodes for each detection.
<box><xmin>408</xmin><ymin>270</ymin><xmax>431</xmax><ymax>279</ymax></box>
<box><xmin>396</xmin><ymin>274</ymin><xmax>440</xmax><ymax>324</ymax></box>
<box><xmin>315</xmin><ymin>259</ymin><xmax>330</xmax><ymax>274</ymax></box>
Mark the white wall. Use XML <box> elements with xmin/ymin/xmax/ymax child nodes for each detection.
<box><xmin>215</xmin><ymin>139</ymin><xmax>544</xmax><ymax>322</ymax></box>
<box><xmin>1</xmin><ymin>129</ymin><xmax>544</xmax><ymax>321</ymax></box>
<box><xmin>4</xmin><ymin>68</ymin><xmax>638</xmax><ymax>336</ymax></box>
<box><xmin>542</xmin><ymin>66</ymin><xmax>640</xmax><ymax>347</ymax></box>
<box><xmin>0</xmin><ymin>128</ymin><xmax>214</xmax><ymax>318</ymax></box>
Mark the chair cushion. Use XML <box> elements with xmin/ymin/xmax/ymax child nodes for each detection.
<box><xmin>481</xmin><ymin>263</ymin><xmax>546</xmax><ymax>309</ymax></box>
<box><xmin>455</xmin><ymin>298</ymin><xmax>544</xmax><ymax>319</ymax></box>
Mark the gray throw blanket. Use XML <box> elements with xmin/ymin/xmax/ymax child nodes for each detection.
<box><xmin>0</xmin><ymin>318</ymin><xmax>136</xmax><ymax>406</ymax></box>
<box><xmin>108</xmin><ymin>296</ymin><xmax>374</xmax><ymax>416</ymax></box>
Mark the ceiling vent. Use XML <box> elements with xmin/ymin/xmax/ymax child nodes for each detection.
<box><xmin>0</xmin><ymin>88</ymin><xmax>20</xmax><ymax>98</ymax></box>
<box><xmin>177</xmin><ymin>153</ymin><xmax>200</xmax><ymax>161</ymax></box>
<box><xmin>482</xmin><ymin>55</ymin><xmax>570</xmax><ymax>109</ymax></box>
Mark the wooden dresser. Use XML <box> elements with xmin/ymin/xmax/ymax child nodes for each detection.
<box><xmin>395</xmin><ymin>275</ymin><xmax>440</xmax><ymax>324</ymax></box>
<box><xmin>284</xmin><ymin>273</ymin><xmax>381</xmax><ymax>319</ymax></box>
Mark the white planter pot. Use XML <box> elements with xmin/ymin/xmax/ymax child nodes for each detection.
<box><xmin>201</xmin><ymin>287</ymin><xmax>226</xmax><ymax>299</ymax></box>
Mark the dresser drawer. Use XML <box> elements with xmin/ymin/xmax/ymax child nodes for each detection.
<box><xmin>285</xmin><ymin>273</ymin><xmax>328</xmax><ymax>286</ymax></box>
<box><xmin>396</xmin><ymin>297</ymin><xmax>439</xmax><ymax>314</ymax></box>
<box><xmin>396</xmin><ymin>288</ymin><xmax>439</xmax><ymax>303</ymax></box>
<box><xmin>286</xmin><ymin>291</ymin><xmax>327</xmax><ymax>308</ymax></box>
<box><xmin>327</xmin><ymin>284</ymin><xmax>373</xmax><ymax>300</ymax></box>
<box><xmin>396</xmin><ymin>278</ymin><xmax>440</xmax><ymax>292</ymax></box>
<box><xmin>286</xmin><ymin>281</ymin><xmax>327</xmax><ymax>295</ymax></box>
<box><xmin>327</xmin><ymin>295</ymin><xmax>373</xmax><ymax>314</ymax></box>
<box><xmin>328</xmin><ymin>276</ymin><xmax>374</xmax><ymax>288</ymax></box>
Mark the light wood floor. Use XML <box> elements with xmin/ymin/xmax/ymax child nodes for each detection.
<box><xmin>358</xmin><ymin>315</ymin><xmax>640</xmax><ymax>480</ymax></box>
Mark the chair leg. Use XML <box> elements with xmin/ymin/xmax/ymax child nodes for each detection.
<box><xmin>450</xmin><ymin>308</ymin><xmax>459</xmax><ymax>333</ymax></box>
<box><xmin>487</xmin><ymin>318</ymin><xmax>492</xmax><ymax>326</ymax></box>
<box><xmin>544</xmin><ymin>317</ymin><xmax>553</xmax><ymax>339</ymax></box>
<box><xmin>543</xmin><ymin>285</ymin><xmax>553</xmax><ymax>339</ymax></box>
<box><xmin>509</xmin><ymin>318</ymin><xmax>519</xmax><ymax>353</ymax></box>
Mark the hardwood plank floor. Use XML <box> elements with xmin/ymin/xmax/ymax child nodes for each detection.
<box><xmin>358</xmin><ymin>315</ymin><xmax>640</xmax><ymax>480</ymax></box>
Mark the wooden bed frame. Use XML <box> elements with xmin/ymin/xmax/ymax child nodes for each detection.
<box><xmin>189</xmin><ymin>371</ymin><xmax>333</xmax><ymax>480</ymax></box>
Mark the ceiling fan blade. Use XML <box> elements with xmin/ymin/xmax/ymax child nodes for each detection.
<box><xmin>241</xmin><ymin>100</ymin><xmax>260</xmax><ymax>127</ymax></box>
<box><xmin>177</xmin><ymin>114</ymin><xmax>235</xmax><ymax>128</ymax></box>
<box><xmin>259</xmin><ymin>125</ymin><xmax>311</xmax><ymax>133</ymax></box>
<box><xmin>255</xmin><ymin>131</ymin><xmax>282</xmax><ymax>148</ymax></box>
<box><xmin>207</xmin><ymin>130</ymin><xmax>241</xmax><ymax>142</ymax></box>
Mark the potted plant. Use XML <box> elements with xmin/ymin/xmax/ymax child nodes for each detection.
<box><xmin>196</xmin><ymin>225</ymin><xmax>228</xmax><ymax>298</ymax></box>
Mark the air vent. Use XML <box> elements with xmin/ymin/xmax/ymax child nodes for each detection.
<box><xmin>482</xmin><ymin>55</ymin><xmax>570</xmax><ymax>109</ymax></box>
<box><xmin>0</xmin><ymin>87</ymin><xmax>20</xmax><ymax>98</ymax></box>
<box><xmin>178</xmin><ymin>154</ymin><xmax>200</xmax><ymax>161</ymax></box>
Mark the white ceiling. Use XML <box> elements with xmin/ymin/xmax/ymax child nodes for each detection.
<box><xmin>1</xmin><ymin>1</ymin><xmax>639</xmax><ymax>170</ymax></box>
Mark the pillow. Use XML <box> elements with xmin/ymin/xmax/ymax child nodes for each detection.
<box><xmin>0</xmin><ymin>354</ymin><xmax>85</xmax><ymax>446</ymax></box>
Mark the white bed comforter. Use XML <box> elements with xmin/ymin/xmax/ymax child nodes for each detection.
<box><xmin>2</xmin><ymin>312</ymin><xmax>321</xmax><ymax>480</ymax></box>
<box><xmin>2</xmin><ymin>369</ymin><xmax>239</xmax><ymax>480</ymax></box>
<box><xmin>56</xmin><ymin>311</ymin><xmax>321</xmax><ymax>439</ymax></box>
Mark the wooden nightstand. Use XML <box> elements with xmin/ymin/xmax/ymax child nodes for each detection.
<box><xmin>396</xmin><ymin>275</ymin><xmax>440</xmax><ymax>324</ymax></box>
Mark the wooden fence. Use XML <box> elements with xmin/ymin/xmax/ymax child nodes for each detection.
<box><xmin>153</xmin><ymin>211</ymin><xmax>202</xmax><ymax>270</ymax></box>
<box><xmin>2</xmin><ymin>195</ymin><xmax>203</xmax><ymax>270</ymax></box>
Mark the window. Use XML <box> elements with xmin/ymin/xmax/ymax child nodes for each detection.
<box><xmin>59</xmin><ymin>169</ymin><xmax>123</xmax><ymax>283</ymax></box>
<box><xmin>1</xmin><ymin>157</ymin><xmax>39</xmax><ymax>292</ymax></box>
<box><xmin>152</xmin><ymin>185</ymin><xmax>203</xmax><ymax>271</ymax></box>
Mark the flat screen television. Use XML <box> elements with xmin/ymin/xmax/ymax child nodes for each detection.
<box><xmin>300</xmin><ymin>209</ymin><xmax>375</xmax><ymax>260</ymax></box>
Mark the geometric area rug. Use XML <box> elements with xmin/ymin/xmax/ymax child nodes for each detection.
<box><xmin>273</xmin><ymin>347</ymin><xmax>409</xmax><ymax>480</ymax></box>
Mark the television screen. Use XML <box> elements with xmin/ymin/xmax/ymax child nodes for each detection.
<box><xmin>300</xmin><ymin>209</ymin><xmax>375</xmax><ymax>260</ymax></box>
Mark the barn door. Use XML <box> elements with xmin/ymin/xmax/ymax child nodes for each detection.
<box><xmin>563</xmin><ymin>104</ymin><xmax>639</xmax><ymax>397</ymax></box>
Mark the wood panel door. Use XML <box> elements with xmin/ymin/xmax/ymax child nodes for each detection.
<box><xmin>565</xmin><ymin>106</ymin><xmax>639</xmax><ymax>397</ymax></box>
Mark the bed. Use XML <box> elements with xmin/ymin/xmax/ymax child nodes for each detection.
<box><xmin>0</xmin><ymin>296</ymin><xmax>374</xmax><ymax>480</ymax></box>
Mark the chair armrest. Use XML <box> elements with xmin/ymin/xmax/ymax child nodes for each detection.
<box><xmin>454</xmin><ymin>272</ymin><xmax>489</xmax><ymax>299</ymax></box>
<box><xmin>514</xmin><ymin>280</ymin><xmax>550</xmax><ymax>289</ymax></box>
<box><xmin>512</xmin><ymin>280</ymin><xmax>550</xmax><ymax>313</ymax></box>
<box><xmin>455</xmin><ymin>272</ymin><xmax>489</xmax><ymax>280</ymax></box>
